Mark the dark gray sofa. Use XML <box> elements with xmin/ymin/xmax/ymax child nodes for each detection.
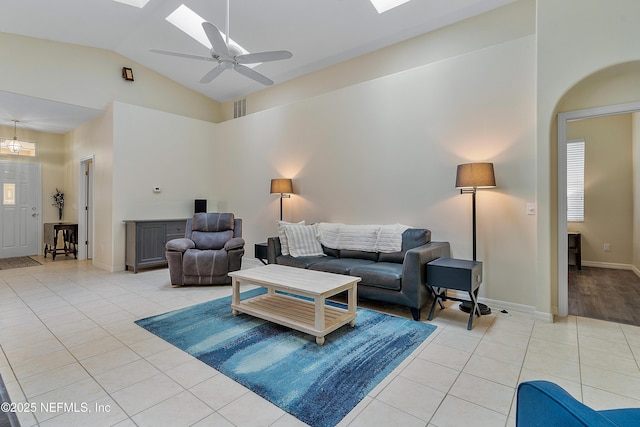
<box><xmin>267</xmin><ymin>228</ymin><xmax>450</xmax><ymax>320</ymax></box>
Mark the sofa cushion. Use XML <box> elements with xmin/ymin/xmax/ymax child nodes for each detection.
<box><xmin>309</xmin><ymin>258</ymin><xmax>375</xmax><ymax>275</ymax></box>
<box><xmin>183</xmin><ymin>248</ymin><xmax>228</xmax><ymax>277</ymax></box>
<box><xmin>284</xmin><ymin>224</ymin><xmax>324</xmax><ymax>257</ymax></box>
<box><xmin>276</xmin><ymin>255</ymin><xmax>333</xmax><ymax>269</ymax></box>
<box><xmin>192</xmin><ymin>213</ymin><xmax>234</xmax><ymax>232</ymax></box>
<box><xmin>378</xmin><ymin>228</ymin><xmax>431</xmax><ymax>263</ymax></box>
<box><xmin>277</xmin><ymin>220</ymin><xmax>305</xmax><ymax>256</ymax></box>
<box><xmin>191</xmin><ymin>230</ymin><xmax>234</xmax><ymax>250</ymax></box>
<box><xmin>339</xmin><ymin>249</ymin><xmax>378</xmax><ymax>261</ymax></box>
<box><xmin>322</xmin><ymin>245</ymin><xmax>340</xmax><ymax>257</ymax></box>
<box><xmin>350</xmin><ymin>262</ymin><xmax>403</xmax><ymax>291</ymax></box>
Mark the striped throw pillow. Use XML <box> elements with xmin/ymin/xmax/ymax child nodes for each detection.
<box><xmin>277</xmin><ymin>220</ymin><xmax>305</xmax><ymax>256</ymax></box>
<box><xmin>284</xmin><ymin>224</ymin><xmax>324</xmax><ymax>257</ymax></box>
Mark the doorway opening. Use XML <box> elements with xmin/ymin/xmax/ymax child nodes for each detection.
<box><xmin>78</xmin><ymin>156</ymin><xmax>94</xmax><ymax>260</ymax></box>
<box><xmin>0</xmin><ymin>161</ymin><xmax>41</xmax><ymax>258</ymax></box>
<box><xmin>557</xmin><ymin>101</ymin><xmax>640</xmax><ymax>316</ymax></box>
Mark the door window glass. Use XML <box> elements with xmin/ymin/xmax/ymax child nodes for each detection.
<box><xmin>3</xmin><ymin>183</ymin><xmax>15</xmax><ymax>205</ymax></box>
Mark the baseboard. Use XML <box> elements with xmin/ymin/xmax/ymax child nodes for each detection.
<box><xmin>95</xmin><ymin>260</ymin><xmax>118</xmax><ymax>272</ymax></box>
<box><xmin>446</xmin><ymin>290</ymin><xmax>551</xmax><ymax>320</ymax></box>
<box><xmin>581</xmin><ymin>261</ymin><xmax>640</xmax><ymax>278</ymax></box>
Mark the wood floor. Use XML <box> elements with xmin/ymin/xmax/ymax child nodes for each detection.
<box><xmin>569</xmin><ymin>266</ymin><xmax>640</xmax><ymax>326</ymax></box>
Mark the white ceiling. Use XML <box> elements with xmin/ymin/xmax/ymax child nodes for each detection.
<box><xmin>0</xmin><ymin>0</ymin><xmax>516</xmax><ymax>134</ymax></box>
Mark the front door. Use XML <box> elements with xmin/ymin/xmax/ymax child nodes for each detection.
<box><xmin>0</xmin><ymin>161</ymin><xmax>40</xmax><ymax>258</ymax></box>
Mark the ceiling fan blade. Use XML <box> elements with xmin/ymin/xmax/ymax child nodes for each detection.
<box><xmin>200</xmin><ymin>65</ymin><xmax>226</xmax><ymax>84</ymax></box>
<box><xmin>234</xmin><ymin>64</ymin><xmax>274</xmax><ymax>85</ymax></box>
<box><xmin>235</xmin><ymin>50</ymin><xmax>293</xmax><ymax>64</ymax></box>
<box><xmin>202</xmin><ymin>22</ymin><xmax>229</xmax><ymax>56</ymax></box>
<box><xmin>150</xmin><ymin>49</ymin><xmax>214</xmax><ymax>62</ymax></box>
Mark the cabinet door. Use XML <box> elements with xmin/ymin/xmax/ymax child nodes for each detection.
<box><xmin>137</xmin><ymin>223</ymin><xmax>167</xmax><ymax>264</ymax></box>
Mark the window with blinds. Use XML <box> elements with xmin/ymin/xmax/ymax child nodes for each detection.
<box><xmin>567</xmin><ymin>140</ymin><xmax>585</xmax><ymax>222</ymax></box>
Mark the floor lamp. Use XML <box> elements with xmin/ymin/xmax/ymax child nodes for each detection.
<box><xmin>270</xmin><ymin>178</ymin><xmax>293</xmax><ymax>221</ymax></box>
<box><xmin>455</xmin><ymin>162</ymin><xmax>496</xmax><ymax>315</ymax></box>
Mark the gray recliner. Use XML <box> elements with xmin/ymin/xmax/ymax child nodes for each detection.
<box><xmin>166</xmin><ymin>213</ymin><xmax>245</xmax><ymax>286</ymax></box>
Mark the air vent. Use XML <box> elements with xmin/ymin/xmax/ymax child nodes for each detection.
<box><xmin>234</xmin><ymin>98</ymin><xmax>247</xmax><ymax>118</ymax></box>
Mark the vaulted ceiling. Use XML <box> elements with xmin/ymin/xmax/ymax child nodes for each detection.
<box><xmin>0</xmin><ymin>0</ymin><xmax>516</xmax><ymax>133</ymax></box>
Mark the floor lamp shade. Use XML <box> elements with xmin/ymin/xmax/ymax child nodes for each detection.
<box><xmin>270</xmin><ymin>178</ymin><xmax>293</xmax><ymax>221</ymax></box>
<box><xmin>455</xmin><ymin>163</ymin><xmax>496</xmax><ymax>189</ymax></box>
<box><xmin>270</xmin><ymin>178</ymin><xmax>293</xmax><ymax>194</ymax></box>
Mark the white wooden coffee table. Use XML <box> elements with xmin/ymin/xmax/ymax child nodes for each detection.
<box><xmin>228</xmin><ymin>264</ymin><xmax>360</xmax><ymax>345</ymax></box>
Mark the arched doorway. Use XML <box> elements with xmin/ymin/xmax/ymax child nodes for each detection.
<box><xmin>556</xmin><ymin>62</ymin><xmax>640</xmax><ymax>317</ymax></box>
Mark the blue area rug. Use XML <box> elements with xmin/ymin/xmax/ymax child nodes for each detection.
<box><xmin>135</xmin><ymin>288</ymin><xmax>436</xmax><ymax>427</ymax></box>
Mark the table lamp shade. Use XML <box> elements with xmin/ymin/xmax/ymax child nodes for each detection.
<box><xmin>270</xmin><ymin>178</ymin><xmax>293</xmax><ymax>194</ymax></box>
<box><xmin>455</xmin><ymin>163</ymin><xmax>496</xmax><ymax>189</ymax></box>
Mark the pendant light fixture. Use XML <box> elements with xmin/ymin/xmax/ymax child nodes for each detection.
<box><xmin>4</xmin><ymin>120</ymin><xmax>23</xmax><ymax>153</ymax></box>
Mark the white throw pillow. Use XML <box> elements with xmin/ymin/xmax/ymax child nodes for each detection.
<box><xmin>277</xmin><ymin>220</ymin><xmax>305</xmax><ymax>256</ymax></box>
<box><xmin>284</xmin><ymin>224</ymin><xmax>325</xmax><ymax>257</ymax></box>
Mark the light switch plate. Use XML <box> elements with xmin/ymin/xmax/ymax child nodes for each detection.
<box><xmin>527</xmin><ymin>203</ymin><xmax>536</xmax><ymax>215</ymax></box>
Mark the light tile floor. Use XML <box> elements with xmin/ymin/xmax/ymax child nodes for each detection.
<box><xmin>1</xmin><ymin>258</ymin><xmax>640</xmax><ymax>426</ymax></box>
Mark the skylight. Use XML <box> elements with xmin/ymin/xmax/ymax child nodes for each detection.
<box><xmin>166</xmin><ymin>4</ymin><xmax>249</xmax><ymax>55</ymax></box>
<box><xmin>369</xmin><ymin>0</ymin><xmax>411</xmax><ymax>14</ymax></box>
<box><xmin>112</xmin><ymin>0</ymin><xmax>151</xmax><ymax>8</ymax></box>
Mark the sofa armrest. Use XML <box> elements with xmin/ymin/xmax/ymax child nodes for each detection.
<box><xmin>267</xmin><ymin>237</ymin><xmax>282</xmax><ymax>264</ymax></box>
<box><xmin>166</xmin><ymin>238</ymin><xmax>195</xmax><ymax>253</ymax></box>
<box><xmin>224</xmin><ymin>237</ymin><xmax>245</xmax><ymax>251</ymax></box>
<box><xmin>401</xmin><ymin>241</ymin><xmax>451</xmax><ymax>306</ymax></box>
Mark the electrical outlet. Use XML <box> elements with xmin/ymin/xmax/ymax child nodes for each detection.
<box><xmin>604</xmin><ymin>243</ymin><xmax>611</xmax><ymax>252</ymax></box>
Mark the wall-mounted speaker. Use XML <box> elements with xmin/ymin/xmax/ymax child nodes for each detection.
<box><xmin>194</xmin><ymin>199</ymin><xmax>207</xmax><ymax>213</ymax></box>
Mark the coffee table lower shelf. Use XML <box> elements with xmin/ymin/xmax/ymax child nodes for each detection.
<box><xmin>232</xmin><ymin>292</ymin><xmax>356</xmax><ymax>345</ymax></box>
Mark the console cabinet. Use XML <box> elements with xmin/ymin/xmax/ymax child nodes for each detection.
<box><xmin>124</xmin><ymin>219</ymin><xmax>187</xmax><ymax>273</ymax></box>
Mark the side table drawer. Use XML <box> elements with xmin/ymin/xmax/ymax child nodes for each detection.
<box><xmin>427</xmin><ymin>258</ymin><xmax>482</xmax><ymax>293</ymax></box>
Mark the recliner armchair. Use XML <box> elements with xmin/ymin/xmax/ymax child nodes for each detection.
<box><xmin>166</xmin><ymin>212</ymin><xmax>245</xmax><ymax>286</ymax></box>
<box><xmin>517</xmin><ymin>380</ymin><xmax>640</xmax><ymax>426</ymax></box>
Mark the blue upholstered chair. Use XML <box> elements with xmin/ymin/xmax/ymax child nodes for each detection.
<box><xmin>516</xmin><ymin>380</ymin><xmax>640</xmax><ymax>426</ymax></box>
<box><xmin>165</xmin><ymin>213</ymin><xmax>245</xmax><ymax>286</ymax></box>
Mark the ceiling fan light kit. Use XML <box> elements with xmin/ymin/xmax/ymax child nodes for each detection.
<box><xmin>152</xmin><ymin>0</ymin><xmax>292</xmax><ymax>86</ymax></box>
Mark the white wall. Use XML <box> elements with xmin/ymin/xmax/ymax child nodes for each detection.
<box><xmin>111</xmin><ymin>102</ymin><xmax>218</xmax><ymax>271</ymax></box>
<box><xmin>65</xmin><ymin>107</ymin><xmax>115</xmax><ymax>270</ymax></box>
<box><xmin>216</xmin><ymin>35</ymin><xmax>537</xmax><ymax>310</ymax></box>
<box><xmin>537</xmin><ymin>0</ymin><xmax>640</xmax><ymax>315</ymax></box>
<box><xmin>220</xmin><ymin>0</ymin><xmax>536</xmax><ymax>121</ymax></box>
<box><xmin>0</xmin><ymin>32</ymin><xmax>221</xmax><ymax>123</ymax></box>
<box><xmin>66</xmin><ymin>103</ymin><xmax>218</xmax><ymax>271</ymax></box>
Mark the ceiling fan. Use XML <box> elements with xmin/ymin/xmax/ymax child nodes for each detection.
<box><xmin>151</xmin><ymin>0</ymin><xmax>292</xmax><ymax>86</ymax></box>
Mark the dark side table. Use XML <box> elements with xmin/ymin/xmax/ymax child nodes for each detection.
<box><xmin>255</xmin><ymin>242</ymin><xmax>268</xmax><ymax>265</ymax></box>
<box><xmin>43</xmin><ymin>222</ymin><xmax>78</xmax><ymax>261</ymax></box>
<box><xmin>426</xmin><ymin>258</ymin><xmax>483</xmax><ymax>330</ymax></box>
